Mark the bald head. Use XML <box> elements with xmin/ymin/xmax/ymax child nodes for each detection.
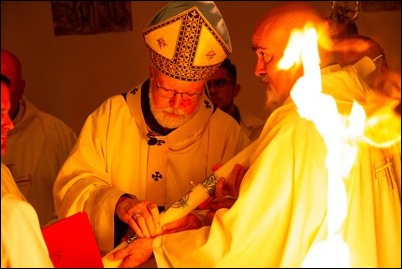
<box><xmin>254</xmin><ymin>2</ymin><xmax>323</xmax><ymax>31</ymax></box>
<box><xmin>1</xmin><ymin>49</ymin><xmax>25</xmax><ymax>120</ymax></box>
<box><xmin>1</xmin><ymin>49</ymin><xmax>23</xmax><ymax>82</ymax></box>
<box><xmin>334</xmin><ymin>35</ymin><xmax>388</xmax><ymax>69</ymax></box>
<box><xmin>251</xmin><ymin>2</ymin><xmax>334</xmax><ymax>114</ymax></box>
<box><xmin>253</xmin><ymin>2</ymin><xmax>332</xmax><ymax>57</ymax></box>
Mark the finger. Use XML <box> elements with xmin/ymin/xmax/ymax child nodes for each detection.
<box><xmin>229</xmin><ymin>164</ymin><xmax>243</xmax><ymax>193</ymax></box>
<box><xmin>228</xmin><ymin>164</ymin><xmax>245</xmax><ymax>196</ymax></box>
<box><xmin>119</xmin><ymin>238</ymin><xmax>153</xmax><ymax>268</ymax></box>
<box><xmin>212</xmin><ymin>162</ymin><xmax>223</xmax><ymax>172</ymax></box>
<box><xmin>162</xmin><ymin>215</ymin><xmax>202</xmax><ymax>233</ymax></box>
<box><xmin>161</xmin><ymin>217</ymin><xmax>183</xmax><ymax>232</ymax></box>
<box><xmin>135</xmin><ymin>213</ymin><xmax>151</xmax><ymax>238</ymax></box>
<box><xmin>210</xmin><ymin>197</ymin><xmax>236</xmax><ymax>211</ymax></box>
<box><xmin>147</xmin><ymin>203</ymin><xmax>161</xmax><ymax>235</ymax></box>
<box><xmin>109</xmin><ymin>241</ymin><xmax>131</xmax><ymax>260</ymax></box>
<box><xmin>235</xmin><ymin>165</ymin><xmax>247</xmax><ymax>195</ymax></box>
<box><xmin>119</xmin><ymin>252</ymin><xmax>142</xmax><ymax>268</ymax></box>
<box><xmin>214</xmin><ymin>177</ymin><xmax>226</xmax><ymax>199</ymax></box>
<box><xmin>161</xmin><ymin>215</ymin><xmax>194</xmax><ymax>233</ymax></box>
<box><xmin>226</xmin><ymin>164</ymin><xmax>239</xmax><ymax>195</ymax></box>
<box><xmin>120</xmin><ymin>255</ymin><xmax>143</xmax><ymax>268</ymax></box>
<box><xmin>128</xmin><ymin>213</ymin><xmax>144</xmax><ymax>238</ymax></box>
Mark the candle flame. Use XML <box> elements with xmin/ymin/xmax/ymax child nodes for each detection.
<box><xmin>279</xmin><ymin>24</ymin><xmax>360</xmax><ymax>267</ymax></box>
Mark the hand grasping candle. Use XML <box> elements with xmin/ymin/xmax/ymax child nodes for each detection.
<box><xmin>102</xmin><ymin>141</ymin><xmax>257</xmax><ymax>267</ymax></box>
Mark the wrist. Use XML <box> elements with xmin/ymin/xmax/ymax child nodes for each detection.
<box><xmin>116</xmin><ymin>193</ymin><xmax>136</xmax><ymax>212</ymax></box>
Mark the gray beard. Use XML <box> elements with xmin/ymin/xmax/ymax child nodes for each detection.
<box><xmin>265</xmin><ymin>88</ymin><xmax>283</xmax><ymax>116</ymax></box>
<box><xmin>149</xmin><ymin>90</ymin><xmax>200</xmax><ymax>129</ymax></box>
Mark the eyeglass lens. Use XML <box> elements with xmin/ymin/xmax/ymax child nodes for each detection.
<box><xmin>207</xmin><ymin>79</ymin><xmax>230</xmax><ymax>89</ymax></box>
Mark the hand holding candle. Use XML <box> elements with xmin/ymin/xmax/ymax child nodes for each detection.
<box><xmin>102</xmin><ymin>141</ymin><xmax>257</xmax><ymax>267</ymax></box>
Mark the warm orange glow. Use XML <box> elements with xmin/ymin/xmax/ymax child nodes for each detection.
<box><xmin>279</xmin><ymin>24</ymin><xmax>359</xmax><ymax>267</ymax></box>
<box><xmin>363</xmin><ymin>99</ymin><xmax>401</xmax><ymax>148</ymax></box>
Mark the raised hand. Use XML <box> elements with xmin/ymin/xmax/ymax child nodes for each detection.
<box><xmin>199</xmin><ymin>163</ymin><xmax>247</xmax><ymax>224</ymax></box>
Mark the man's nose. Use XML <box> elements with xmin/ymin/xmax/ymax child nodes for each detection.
<box><xmin>207</xmin><ymin>82</ymin><xmax>217</xmax><ymax>92</ymax></box>
<box><xmin>254</xmin><ymin>59</ymin><xmax>266</xmax><ymax>78</ymax></box>
<box><xmin>169</xmin><ymin>93</ymin><xmax>183</xmax><ymax>108</ymax></box>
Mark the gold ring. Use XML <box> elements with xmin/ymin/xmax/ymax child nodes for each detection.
<box><xmin>133</xmin><ymin>212</ymin><xmax>141</xmax><ymax>220</ymax></box>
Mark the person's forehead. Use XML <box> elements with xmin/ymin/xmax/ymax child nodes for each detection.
<box><xmin>1</xmin><ymin>58</ymin><xmax>19</xmax><ymax>79</ymax></box>
<box><xmin>1</xmin><ymin>62</ymin><xmax>11</xmax><ymax>77</ymax></box>
<box><xmin>158</xmin><ymin>72</ymin><xmax>205</xmax><ymax>91</ymax></box>
<box><xmin>252</xmin><ymin>33</ymin><xmax>276</xmax><ymax>55</ymax></box>
<box><xmin>252</xmin><ymin>33</ymin><xmax>267</xmax><ymax>52</ymax></box>
<box><xmin>208</xmin><ymin>68</ymin><xmax>229</xmax><ymax>80</ymax></box>
<box><xmin>252</xmin><ymin>19</ymin><xmax>281</xmax><ymax>49</ymax></box>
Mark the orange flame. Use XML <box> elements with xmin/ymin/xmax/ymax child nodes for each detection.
<box><xmin>278</xmin><ymin>24</ymin><xmax>362</xmax><ymax>267</ymax></box>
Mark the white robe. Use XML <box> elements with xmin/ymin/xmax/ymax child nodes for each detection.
<box><xmin>152</xmin><ymin>65</ymin><xmax>401</xmax><ymax>268</ymax></box>
<box><xmin>53</xmin><ymin>81</ymin><xmax>250</xmax><ymax>255</ymax></box>
<box><xmin>2</xmin><ymin>97</ymin><xmax>77</xmax><ymax>226</ymax></box>
<box><xmin>1</xmin><ymin>163</ymin><xmax>54</xmax><ymax>268</ymax></box>
<box><xmin>238</xmin><ymin>106</ymin><xmax>265</xmax><ymax>142</ymax></box>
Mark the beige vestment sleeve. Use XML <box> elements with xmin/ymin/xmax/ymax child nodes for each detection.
<box><xmin>2</xmin><ymin>164</ymin><xmax>54</xmax><ymax>268</ymax></box>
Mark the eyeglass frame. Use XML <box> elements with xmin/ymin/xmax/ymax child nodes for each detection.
<box><xmin>206</xmin><ymin>78</ymin><xmax>234</xmax><ymax>89</ymax></box>
<box><xmin>152</xmin><ymin>76</ymin><xmax>203</xmax><ymax>102</ymax></box>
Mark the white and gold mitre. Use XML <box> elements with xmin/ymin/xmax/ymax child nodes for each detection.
<box><xmin>143</xmin><ymin>1</ymin><xmax>232</xmax><ymax>81</ymax></box>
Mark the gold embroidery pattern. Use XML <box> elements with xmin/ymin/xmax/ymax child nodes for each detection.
<box><xmin>374</xmin><ymin>156</ymin><xmax>397</xmax><ymax>191</ymax></box>
<box><xmin>156</xmin><ymin>37</ymin><xmax>167</xmax><ymax>49</ymax></box>
<box><xmin>205</xmin><ymin>50</ymin><xmax>217</xmax><ymax>60</ymax></box>
<box><xmin>201</xmin><ymin>173</ymin><xmax>218</xmax><ymax>196</ymax></box>
<box><xmin>170</xmin><ymin>192</ymin><xmax>190</xmax><ymax>209</ymax></box>
<box><xmin>143</xmin><ymin>7</ymin><xmax>230</xmax><ymax>81</ymax></box>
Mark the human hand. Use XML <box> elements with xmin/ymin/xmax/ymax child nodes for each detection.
<box><xmin>161</xmin><ymin>212</ymin><xmax>204</xmax><ymax>234</ymax></box>
<box><xmin>217</xmin><ymin>163</ymin><xmax>246</xmax><ymax>199</ymax></box>
<box><xmin>106</xmin><ymin>237</ymin><xmax>154</xmax><ymax>268</ymax></box>
<box><xmin>115</xmin><ymin>196</ymin><xmax>161</xmax><ymax>238</ymax></box>
<box><xmin>199</xmin><ymin>163</ymin><xmax>246</xmax><ymax>212</ymax></box>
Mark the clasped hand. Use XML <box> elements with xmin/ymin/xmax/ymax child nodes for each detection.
<box><xmin>198</xmin><ymin>163</ymin><xmax>247</xmax><ymax>224</ymax></box>
<box><xmin>111</xmin><ymin>163</ymin><xmax>247</xmax><ymax>267</ymax></box>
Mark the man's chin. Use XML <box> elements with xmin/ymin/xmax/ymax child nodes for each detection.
<box><xmin>265</xmin><ymin>98</ymin><xmax>283</xmax><ymax>116</ymax></box>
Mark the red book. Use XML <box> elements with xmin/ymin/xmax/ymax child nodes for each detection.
<box><xmin>41</xmin><ymin>211</ymin><xmax>104</xmax><ymax>268</ymax></box>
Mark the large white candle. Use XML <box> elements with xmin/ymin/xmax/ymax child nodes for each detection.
<box><xmin>102</xmin><ymin>141</ymin><xmax>257</xmax><ymax>267</ymax></box>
